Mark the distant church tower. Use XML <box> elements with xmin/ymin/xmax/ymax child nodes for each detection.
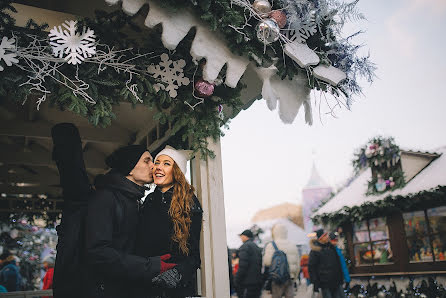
<box><xmin>302</xmin><ymin>163</ymin><xmax>332</xmax><ymax>233</ymax></box>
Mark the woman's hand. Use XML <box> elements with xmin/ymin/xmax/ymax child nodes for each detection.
<box><xmin>152</xmin><ymin>268</ymin><xmax>182</xmax><ymax>288</ymax></box>
<box><xmin>160</xmin><ymin>254</ymin><xmax>177</xmax><ymax>273</ymax></box>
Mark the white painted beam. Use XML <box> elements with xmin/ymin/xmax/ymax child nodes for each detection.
<box><xmin>191</xmin><ymin>137</ymin><xmax>230</xmax><ymax>298</ymax></box>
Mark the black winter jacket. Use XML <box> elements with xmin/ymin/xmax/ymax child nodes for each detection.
<box><xmin>308</xmin><ymin>239</ymin><xmax>343</xmax><ymax>290</ymax></box>
<box><xmin>235</xmin><ymin>239</ymin><xmax>263</xmax><ymax>287</ymax></box>
<box><xmin>135</xmin><ymin>187</ymin><xmax>202</xmax><ymax>297</ymax></box>
<box><xmin>85</xmin><ymin>171</ymin><xmax>161</xmax><ymax>298</ymax></box>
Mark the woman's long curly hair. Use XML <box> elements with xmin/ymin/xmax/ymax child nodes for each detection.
<box><xmin>169</xmin><ymin>162</ymin><xmax>195</xmax><ymax>255</ymax></box>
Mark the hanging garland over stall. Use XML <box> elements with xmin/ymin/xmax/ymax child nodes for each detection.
<box><xmin>353</xmin><ymin>136</ymin><xmax>405</xmax><ymax>195</ymax></box>
<box><xmin>312</xmin><ymin>185</ymin><xmax>446</xmax><ymax>227</ymax></box>
<box><xmin>0</xmin><ymin>0</ymin><xmax>374</xmax><ymax>157</ymax></box>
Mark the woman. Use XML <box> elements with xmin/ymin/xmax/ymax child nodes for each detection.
<box><xmin>135</xmin><ymin>145</ymin><xmax>203</xmax><ymax>297</ymax></box>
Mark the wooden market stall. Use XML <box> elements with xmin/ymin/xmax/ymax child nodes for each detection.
<box><xmin>313</xmin><ymin>143</ymin><xmax>446</xmax><ymax>293</ymax></box>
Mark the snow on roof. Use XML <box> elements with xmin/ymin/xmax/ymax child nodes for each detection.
<box><xmin>314</xmin><ymin>146</ymin><xmax>446</xmax><ymax>216</ymax></box>
<box><xmin>304</xmin><ymin>162</ymin><xmax>329</xmax><ymax>189</ymax></box>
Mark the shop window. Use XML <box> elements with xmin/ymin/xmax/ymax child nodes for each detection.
<box><xmin>353</xmin><ymin>217</ymin><xmax>393</xmax><ymax>266</ymax></box>
<box><xmin>404</xmin><ymin>206</ymin><xmax>446</xmax><ymax>263</ymax></box>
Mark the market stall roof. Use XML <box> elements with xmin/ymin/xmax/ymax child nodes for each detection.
<box><xmin>313</xmin><ymin>146</ymin><xmax>446</xmax><ymax>216</ymax></box>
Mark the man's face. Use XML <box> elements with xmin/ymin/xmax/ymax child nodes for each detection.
<box><xmin>240</xmin><ymin>235</ymin><xmax>249</xmax><ymax>243</ymax></box>
<box><xmin>128</xmin><ymin>151</ymin><xmax>154</xmax><ymax>185</ymax></box>
<box><xmin>318</xmin><ymin>233</ymin><xmax>329</xmax><ymax>244</ymax></box>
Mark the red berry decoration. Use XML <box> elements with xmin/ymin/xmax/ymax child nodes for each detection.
<box><xmin>269</xmin><ymin>10</ymin><xmax>287</xmax><ymax>29</ymax></box>
<box><xmin>194</xmin><ymin>79</ymin><xmax>215</xmax><ymax>97</ymax></box>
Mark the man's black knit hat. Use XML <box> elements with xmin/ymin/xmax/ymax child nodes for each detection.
<box><xmin>105</xmin><ymin>145</ymin><xmax>147</xmax><ymax>176</ymax></box>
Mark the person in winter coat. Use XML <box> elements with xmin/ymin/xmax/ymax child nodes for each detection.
<box><xmin>300</xmin><ymin>254</ymin><xmax>310</xmax><ymax>285</ymax></box>
<box><xmin>42</xmin><ymin>255</ymin><xmax>55</xmax><ymax>298</ymax></box>
<box><xmin>42</xmin><ymin>255</ymin><xmax>55</xmax><ymax>290</ymax></box>
<box><xmin>263</xmin><ymin>223</ymin><xmax>300</xmax><ymax>298</ymax></box>
<box><xmin>135</xmin><ymin>145</ymin><xmax>203</xmax><ymax>298</ymax></box>
<box><xmin>85</xmin><ymin>145</ymin><xmax>176</xmax><ymax>298</ymax></box>
<box><xmin>329</xmin><ymin>232</ymin><xmax>351</xmax><ymax>289</ymax></box>
<box><xmin>0</xmin><ymin>253</ymin><xmax>22</xmax><ymax>292</ymax></box>
<box><xmin>235</xmin><ymin>230</ymin><xmax>263</xmax><ymax>298</ymax></box>
<box><xmin>309</xmin><ymin>229</ymin><xmax>345</xmax><ymax>298</ymax></box>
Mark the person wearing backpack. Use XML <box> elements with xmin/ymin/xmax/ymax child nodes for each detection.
<box><xmin>263</xmin><ymin>223</ymin><xmax>300</xmax><ymax>298</ymax></box>
<box><xmin>235</xmin><ymin>230</ymin><xmax>263</xmax><ymax>298</ymax></box>
<box><xmin>309</xmin><ymin>229</ymin><xmax>345</xmax><ymax>298</ymax></box>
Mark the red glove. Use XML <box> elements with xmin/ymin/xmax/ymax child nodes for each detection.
<box><xmin>160</xmin><ymin>254</ymin><xmax>177</xmax><ymax>273</ymax></box>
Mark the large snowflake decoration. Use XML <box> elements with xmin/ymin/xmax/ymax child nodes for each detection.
<box><xmin>49</xmin><ymin>20</ymin><xmax>96</xmax><ymax>65</ymax></box>
<box><xmin>147</xmin><ymin>53</ymin><xmax>190</xmax><ymax>98</ymax></box>
<box><xmin>0</xmin><ymin>36</ymin><xmax>19</xmax><ymax>71</ymax></box>
<box><xmin>286</xmin><ymin>15</ymin><xmax>317</xmax><ymax>44</ymax></box>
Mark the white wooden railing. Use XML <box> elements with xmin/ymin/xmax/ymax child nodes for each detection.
<box><xmin>0</xmin><ymin>290</ymin><xmax>53</xmax><ymax>297</ymax></box>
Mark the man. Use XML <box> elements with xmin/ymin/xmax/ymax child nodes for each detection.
<box><xmin>329</xmin><ymin>232</ymin><xmax>351</xmax><ymax>290</ymax></box>
<box><xmin>309</xmin><ymin>229</ymin><xmax>345</xmax><ymax>298</ymax></box>
<box><xmin>235</xmin><ymin>230</ymin><xmax>263</xmax><ymax>298</ymax></box>
<box><xmin>263</xmin><ymin>223</ymin><xmax>300</xmax><ymax>298</ymax></box>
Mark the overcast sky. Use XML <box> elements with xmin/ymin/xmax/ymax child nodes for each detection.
<box><xmin>221</xmin><ymin>0</ymin><xmax>446</xmax><ymax>248</ymax></box>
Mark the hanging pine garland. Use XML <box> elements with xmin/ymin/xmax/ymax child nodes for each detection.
<box><xmin>353</xmin><ymin>137</ymin><xmax>405</xmax><ymax>195</ymax></box>
<box><xmin>312</xmin><ymin>186</ymin><xmax>446</xmax><ymax>227</ymax></box>
<box><xmin>0</xmin><ymin>4</ymin><xmax>243</xmax><ymax>158</ymax></box>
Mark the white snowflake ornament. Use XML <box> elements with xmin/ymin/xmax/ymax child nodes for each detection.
<box><xmin>49</xmin><ymin>20</ymin><xmax>96</xmax><ymax>65</ymax></box>
<box><xmin>147</xmin><ymin>53</ymin><xmax>190</xmax><ymax>98</ymax></box>
<box><xmin>0</xmin><ymin>36</ymin><xmax>19</xmax><ymax>71</ymax></box>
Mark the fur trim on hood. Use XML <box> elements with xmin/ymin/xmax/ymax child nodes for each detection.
<box><xmin>310</xmin><ymin>239</ymin><xmax>322</xmax><ymax>252</ymax></box>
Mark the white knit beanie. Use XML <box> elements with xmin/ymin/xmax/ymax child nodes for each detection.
<box><xmin>155</xmin><ymin>145</ymin><xmax>192</xmax><ymax>176</ymax></box>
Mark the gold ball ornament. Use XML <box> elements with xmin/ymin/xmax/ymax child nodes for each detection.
<box><xmin>269</xmin><ymin>10</ymin><xmax>287</xmax><ymax>28</ymax></box>
<box><xmin>256</xmin><ymin>19</ymin><xmax>280</xmax><ymax>44</ymax></box>
<box><xmin>252</xmin><ymin>0</ymin><xmax>272</xmax><ymax>18</ymax></box>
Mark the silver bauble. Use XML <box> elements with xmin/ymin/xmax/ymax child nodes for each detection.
<box><xmin>378</xmin><ymin>291</ymin><xmax>386</xmax><ymax>298</ymax></box>
<box><xmin>252</xmin><ymin>0</ymin><xmax>272</xmax><ymax>18</ymax></box>
<box><xmin>256</xmin><ymin>19</ymin><xmax>280</xmax><ymax>45</ymax></box>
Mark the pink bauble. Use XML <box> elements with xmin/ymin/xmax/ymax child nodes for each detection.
<box><xmin>269</xmin><ymin>10</ymin><xmax>287</xmax><ymax>28</ymax></box>
<box><xmin>194</xmin><ymin>79</ymin><xmax>215</xmax><ymax>97</ymax></box>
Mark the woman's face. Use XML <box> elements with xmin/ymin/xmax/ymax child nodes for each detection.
<box><xmin>154</xmin><ymin>154</ymin><xmax>175</xmax><ymax>192</ymax></box>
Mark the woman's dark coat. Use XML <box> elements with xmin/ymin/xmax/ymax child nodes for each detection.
<box><xmin>85</xmin><ymin>171</ymin><xmax>161</xmax><ymax>298</ymax></box>
<box><xmin>135</xmin><ymin>187</ymin><xmax>203</xmax><ymax>297</ymax></box>
<box><xmin>308</xmin><ymin>239</ymin><xmax>343</xmax><ymax>290</ymax></box>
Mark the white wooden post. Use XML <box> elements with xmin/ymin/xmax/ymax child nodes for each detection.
<box><xmin>191</xmin><ymin>137</ymin><xmax>230</xmax><ymax>298</ymax></box>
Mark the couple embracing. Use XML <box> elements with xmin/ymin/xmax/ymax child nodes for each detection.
<box><xmin>51</xmin><ymin>123</ymin><xmax>202</xmax><ymax>298</ymax></box>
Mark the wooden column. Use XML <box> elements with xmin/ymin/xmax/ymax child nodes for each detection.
<box><xmin>191</xmin><ymin>137</ymin><xmax>230</xmax><ymax>298</ymax></box>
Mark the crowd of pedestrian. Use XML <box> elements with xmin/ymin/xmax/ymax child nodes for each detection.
<box><xmin>229</xmin><ymin>226</ymin><xmax>350</xmax><ymax>298</ymax></box>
